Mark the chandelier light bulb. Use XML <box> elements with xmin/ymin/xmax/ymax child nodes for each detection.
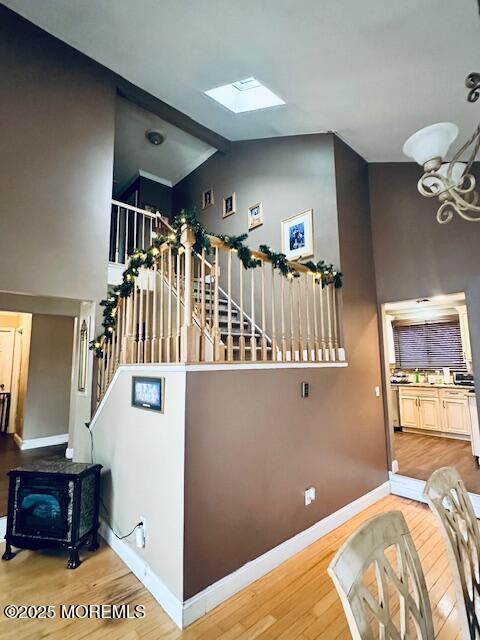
<box><xmin>403</xmin><ymin>122</ymin><xmax>459</xmax><ymax>167</ymax></box>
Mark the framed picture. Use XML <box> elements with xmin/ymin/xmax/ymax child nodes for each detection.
<box><xmin>223</xmin><ymin>192</ymin><xmax>236</xmax><ymax>218</ymax></box>
<box><xmin>131</xmin><ymin>376</ymin><xmax>165</xmax><ymax>413</ymax></box>
<box><xmin>281</xmin><ymin>209</ymin><xmax>314</xmax><ymax>260</ymax></box>
<box><xmin>248</xmin><ymin>202</ymin><xmax>263</xmax><ymax>230</ymax></box>
<box><xmin>202</xmin><ymin>188</ymin><xmax>214</xmax><ymax>210</ymax></box>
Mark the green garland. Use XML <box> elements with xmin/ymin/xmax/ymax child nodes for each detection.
<box><xmin>215</xmin><ymin>233</ymin><xmax>261</xmax><ymax>269</ymax></box>
<box><xmin>90</xmin><ymin>209</ymin><xmax>342</xmax><ymax>357</ymax></box>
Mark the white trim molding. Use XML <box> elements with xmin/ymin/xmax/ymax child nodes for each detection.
<box><xmin>172</xmin><ymin>148</ymin><xmax>217</xmax><ymax>186</ymax></box>
<box><xmin>14</xmin><ymin>433</ymin><xmax>68</xmax><ymax>451</ymax></box>
<box><xmin>99</xmin><ymin>520</ymin><xmax>183</xmax><ymax>628</ymax></box>
<box><xmin>138</xmin><ymin>169</ymin><xmax>173</xmax><ymax>188</ymax></box>
<box><xmin>182</xmin><ymin>481</ymin><xmax>390</xmax><ymax>626</ymax></box>
<box><xmin>390</xmin><ymin>472</ymin><xmax>480</xmax><ymax>517</ymax></box>
<box><xmin>98</xmin><ymin>480</ymin><xmax>390</xmax><ymax>629</ymax></box>
<box><xmin>0</xmin><ymin>516</ymin><xmax>6</xmax><ymax>542</ymax></box>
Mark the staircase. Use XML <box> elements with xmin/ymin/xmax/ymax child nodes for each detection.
<box><xmin>97</xmin><ymin>200</ymin><xmax>345</xmax><ymax>406</ymax></box>
<box><xmin>192</xmin><ymin>282</ymin><xmax>268</xmax><ymax>361</ymax></box>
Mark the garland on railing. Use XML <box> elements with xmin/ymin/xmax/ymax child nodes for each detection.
<box><xmin>90</xmin><ymin>209</ymin><xmax>342</xmax><ymax>356</ymax></box>
<box><xmin>215</xmin><ymin>233</ymin><xmax>262</xmax><ymax>269</ymax></box>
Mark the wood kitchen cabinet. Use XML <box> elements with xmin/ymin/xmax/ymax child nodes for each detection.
<box><xmin>399</xmin><ymin>394</ymin><xmax>420</xmax><ymax>428</ymax></box>
<box><xmin>418</xmin><ymin>397</ymin><xmax>441</xmax><ymax>431</ymax></box>
<box><xmin>440</xmin><ymin>390</ymin><xmax>471</xmax><ymax>435</ymax></box>
<box><xmin>399</xmin><ymin>386</ymin><xmax>471</xmax><ymax>437</ymax></box>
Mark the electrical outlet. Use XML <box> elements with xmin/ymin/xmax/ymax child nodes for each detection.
<box><xmin>375</xmin><ymin>386</ymin><xmax>381</xmax><ymax>397</ymax></box>
<box><xmin>136</xmin><ymin>517</ymin><xmax>146</xmax><ymax>548</ymax></box>
<box><xmin>304</xmin><ymin>487</ymin><xmax>316</xmax><ymax>506</ymax></box>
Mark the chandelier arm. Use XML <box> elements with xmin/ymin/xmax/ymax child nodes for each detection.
<box><xmin>448</xmin><ymin>121</ymin><xmax>480</xmax><ymax>175</ymax></box>
<box><xmin>447</xmin><ymin>186</ymin><xmax>480</xmax><ymax>213</ymax></box>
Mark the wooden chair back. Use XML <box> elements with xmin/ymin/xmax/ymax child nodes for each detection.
<box><xmin>328</xmin><ymin>510</ymin><xmax>434</xmax><ymax>639</ymax></box>
<box><xmin>424</xmin><ymin>466</ymin><xmax>480</xmax><ymax>639</ymax></box>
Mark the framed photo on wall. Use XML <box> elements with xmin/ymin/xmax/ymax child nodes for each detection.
<box><xmin>248</xmin><ymin>202</ymin><xmax>263</xmax><ymax>230</ymax></box>
<box><xmin>131</xmin><ymin>376</ymin><xmax>165</xmax><ymax>413</ymax></box>
<box><xmin>202</xmin><ymin>188</ymin><xmax>214</xmax><ymax>210</ymax></box>
<box><xmin>223</xmin><ymin>192</ymin><xmax>236</xmax><ymax>218</ymax></box>
<box><xmin>281</xmin><ymin>209</ymin><xmax>314</xmax><ymax>260</ymax></box>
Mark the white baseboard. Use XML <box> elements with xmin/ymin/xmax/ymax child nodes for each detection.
<box><xmin>98</xmin><ymin>520</ymin><xmax>183</xmax><ymax>628</ymax></box>
<box><xmin>99</xmin><ymin>481</ymin><xmax>390</xmax><ymax>629</ymax></box>
<box><xmin>15</xmin><ymin>433</ymin><xmax>69</xmax><ymax>451</ymax></box>
<box><xmin>182</xmin><ymin>480</ymin><xmax>391</xmax><ymax>626</ymax></box>
<box><xmin>390</xmin><ymin>472</ymin><xmax>480</xmax><ymax>518</ymax></box>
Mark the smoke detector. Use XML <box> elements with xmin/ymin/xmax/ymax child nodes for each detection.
<box><xmin>145</xmin><ymin>129</ymin><xmax>166</xmax><ymax>146</ymax></box>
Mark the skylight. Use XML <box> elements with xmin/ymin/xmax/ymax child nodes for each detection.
<box><xmin>204</xmin><ymin>77</ymin><xmax>285</xmax><ymax>113</ymax></box>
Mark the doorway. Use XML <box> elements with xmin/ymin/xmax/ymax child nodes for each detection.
<box><xmin>0</xmin><ymin>310</ymin><xmax>76</xmax><ymax>516</ymax></box>
<box><xmin>0</xmin><ymin>311</ymin><xmax>31</xmax><ymax>436</ymax></box>
<box><xmin>381</xmin><ymin>293</ymin><xmax>480</xmax><ymax>500</ymax></box>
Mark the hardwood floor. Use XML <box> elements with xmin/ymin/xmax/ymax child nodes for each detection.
<box><xmin>0</xmin><ymin>495</ymin><xmax>462</xmax><ymax>638</ymax></box>
<box><xmin>394</xmin><ymin>430</ymin><xmax>480</xmax><ymax>493</ymax></box>
<box><xmin>0</xmin><ymin>434</ymin><xmax>65</xmax><ymax>516</ymax></box>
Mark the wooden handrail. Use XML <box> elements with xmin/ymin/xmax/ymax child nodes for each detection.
<box><xmin>111</xmin><ymin>199</ymin><xmax>165</xmax><ymax>219</ymax></box>
<box><xmin>206</xmin><ymin>234</ymin><xmax>311</xmax><ymax>274</ymax></box>
<box><xmin>97</xmin><ymin>212</ymin><xmax>345</xmax><ymax>407</ymax></box>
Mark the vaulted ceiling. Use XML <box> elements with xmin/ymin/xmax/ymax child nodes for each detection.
<box><xmin>113</xmin><ymin>97</ymin><xmax>216</xmax><ymax>190</ymax></box>
<box><xmin>4</xmin><ymin>0</ymin><xmax>480</xmax><ymax>161</ymax></box>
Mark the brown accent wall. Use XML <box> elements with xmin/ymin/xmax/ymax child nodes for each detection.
<box><xmin>182</xmin><ymin>138</ymin><xmax>387</xmax><ymax>599</ymax></box>
<box><xmin>368</xmin><ymin>162</ymin><xmax>480</xmax><ymax>409</ymax></box>
<box><xmin>0</xmin><ymin>7</ymin><xmax>115</xmax><ymax>302</ymax></box>
<box><xmin>173</xmin><ymin>134</ymin><xmax>341</xmax><ymax>266</ymax></box>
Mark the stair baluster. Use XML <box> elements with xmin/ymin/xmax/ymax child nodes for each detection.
<box><xmin>270</xmin><ymin>264</ymin><xmax>277</xmax><ymax>362</ymax></box>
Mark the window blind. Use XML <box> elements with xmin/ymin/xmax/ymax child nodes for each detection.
<box><xmin>393</xmin><ymin>320</ymin><xmax>466</xmax><ymax>371</ymax></box>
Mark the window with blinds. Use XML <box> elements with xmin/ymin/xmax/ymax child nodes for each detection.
<box><xmin>393</xmin><ymin>319</ymin><xmax>466</xmax><ymax>371</ymax></box>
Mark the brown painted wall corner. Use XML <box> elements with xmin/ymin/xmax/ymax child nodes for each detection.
<box><xmin>182</xmin><ymin>138</ymin><xmax>387</xmax><ymax>600</ymax></box>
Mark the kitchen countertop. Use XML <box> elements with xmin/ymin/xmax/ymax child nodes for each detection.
<box><xmin>391</xmin><ymin>383</ymin><xmax>475</xmax><ymax>392</ymax></box>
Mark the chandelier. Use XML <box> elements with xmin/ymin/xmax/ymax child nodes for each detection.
<box><xmin>402</xmin><ymin>72</ymin><xmax>480</xmax><ymax>223</ymax></box>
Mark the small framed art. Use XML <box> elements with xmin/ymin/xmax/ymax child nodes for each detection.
<box><xmin>248</xmin><ymin>202</ymin><xmax>263</xmax><ymax>230</ymax></box>
<box><xmin>223</xmin><ymin>192</ymin><xmax>236</xmax><ymax>218</ymax></box>
<box><xmin>202</xmin><ymin>188</ymin><xmax>214</xmax><ymax>210</ymax></box>
<box><xmin>131</xmin><ymin>376</ymin><xmax>165</xmax><ymax>413</ymax></box>
<box><xmin>281</xmin><ymin>209</ymin><xmax>313</xmax><ymax>260</ymax></box>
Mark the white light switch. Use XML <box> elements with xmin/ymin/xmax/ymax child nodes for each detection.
<box><xmin>375</xmin><ymin>386</ymin><xmax>381</xmax><ymax>397</ymax></box>
<box><xmin>304</xmin><ymin>487</ymin><xmax>316</xmax><ymax>506</ymax></box>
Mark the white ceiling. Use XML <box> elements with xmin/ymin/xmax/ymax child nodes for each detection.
<box><xmin>113</xmin><ymin>96</ymin><xmax>215</xmax><ymax>190</ymax></box>
<box><xmin>5</xmin><ymin>0</ymin><xmax>480</xmax><ymax>161</ymax></box>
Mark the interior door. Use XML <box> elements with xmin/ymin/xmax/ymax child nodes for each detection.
<box><xmin>0</xmin><ymin>328</ymin><xmax>15</xmax><ymax>392</ymax></box>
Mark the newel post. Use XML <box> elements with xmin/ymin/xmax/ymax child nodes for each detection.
<box><xmin>180</xmin><ymin>224</ymin><xmax>199</xmax><ymax>362</ymax></box>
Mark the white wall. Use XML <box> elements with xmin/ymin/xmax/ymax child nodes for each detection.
<box><xmin>78</xmin><ymin>366</ymin><xmax>186</xmax><ymax>601</ymax></box>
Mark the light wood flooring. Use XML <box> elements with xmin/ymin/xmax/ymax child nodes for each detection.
<box><xmin>0</xmin><ymin>434</ymin><xmax>65</xmax><ymax>516</ymax></box>
<box><xmin>0</xmin><ymin>495</ymin><xmax>463</xmax><ymax>639</ymax></box>
<box><xmin>394</xmin><ymin>429</ymin><xmax>480</xmax><ymax>493</ymax></box>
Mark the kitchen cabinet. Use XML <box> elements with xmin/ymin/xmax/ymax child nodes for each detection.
<box><xmin>399</xmin><ymin>386</ymin><xmax>471</xmax><ymax>437</ymax></box>
<box><xmin>441</xmin><ymin>390</ymin><xmax>471</xmax><ymax>435</ymax></box>
<box><xmin>399</xmin><ymin>394</ymin><xmax>420</xmax><ymax>428</ymax></box>
<box><xmin>418</xmin><ymin>397</ymin><xmax>440</xmax><ymax>431</ymax></box>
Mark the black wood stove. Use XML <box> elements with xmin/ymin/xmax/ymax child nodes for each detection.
<box><xmin>2</xmin><ymin>459</ymin><xmax>102</xmax><ymax>569</ymax></box>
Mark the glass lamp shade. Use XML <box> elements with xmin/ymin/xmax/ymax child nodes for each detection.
<box><xmin>402</xmin><ymin>122</ymin><xmax>458</xmax><ymax>166</ymax></box>
<box><xmin>423</xmin><ymin>161</ymin><xmax>466</xmax><ymax>193</ymax></box>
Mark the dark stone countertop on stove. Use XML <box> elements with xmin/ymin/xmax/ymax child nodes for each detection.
<box><xmin>9</xmin><ymin>459</ymin><xmax>101</xmax><ymax>476</ymax></box>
